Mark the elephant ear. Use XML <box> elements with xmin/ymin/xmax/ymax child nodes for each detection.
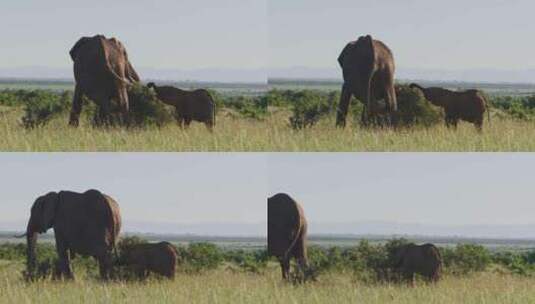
<box><xmin>337</xmin><ymin>43</ymin><xmax>353</xmax><ymax>67</ymax></box>
<box><xmin>41</xmin><ymin>192</ymin><xmax>59</xmax><ymax>230</ymax></box>
<box><xmin>338</xmin><ymin>35</ymin><xmax>375</xmax><ymax>67</ymax></box>
<box><xmin>69</xmin><ymin>37</ymin><xmax>92</xmax><ymax>61</ymax></box>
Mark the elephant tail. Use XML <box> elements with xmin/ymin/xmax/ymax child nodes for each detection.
<box><xmin>283</xmin><ymin>210</ymin><xmax>303</xmax><ymax>262</ymax></box>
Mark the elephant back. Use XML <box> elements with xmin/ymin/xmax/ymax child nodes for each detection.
<box><xmin>267</xmin><ymin>193</ymin><xmax>303</xmax><ymax>258</ymax></box>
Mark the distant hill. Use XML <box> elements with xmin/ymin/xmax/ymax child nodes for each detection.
<box><xmin>4</xmin><ymin>219</ymin><xmax>535</xmax><ymax>239</ymax></box>
<box><xmin>0</xmin><ymin>66</ymin><xmax>267</xmax><ymax>84</ymax></box>
<box><xmin>269</xmin><ymin>66</ymin><xmax>535</xmax><ymax>84</ymax></box>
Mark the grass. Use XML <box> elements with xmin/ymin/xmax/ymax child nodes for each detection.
<box><xmin>2</xmin><ymin>260</ymin><xmax>535</xmax><ymax>304</ymax></box>
<box><xmin>2</xmin><ymin>106</ymin><xmax>535</xmax><ymax>151</ymax></box>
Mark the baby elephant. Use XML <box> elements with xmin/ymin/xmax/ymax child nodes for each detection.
<box><xmin>120</xmin><ymin>241</ymin><xmax>178</xmax><ymax>280</ymax></box>
<box><xmin>147</xmin><ymin>82</ymin><xmax>216</xmax><ymax>130</ymax></box>
<box><xmin>410</xmin><ymin>83</ymin><xmax>489</xmax><ymax>131</ymax></box>
<box><xmin>390</xmin><ymin>243</ymin><xmax>442</xmax><ymax>285</ymax></box>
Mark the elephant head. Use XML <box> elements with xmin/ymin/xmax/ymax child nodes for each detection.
<box><xmin>337</xmin><ymin>35</ymin><xmax>374</xmax><ymax>85</ymax></box>
<box><xmin>24</xmin><ymin>192</ymin><xmax>60</xmax><ymax>275</ymax></box>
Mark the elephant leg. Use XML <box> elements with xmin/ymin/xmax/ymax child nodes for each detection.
<box><xmin>55</xmin><ymin>241</ymin><xmax>74</xmax><ymax>280</ymax></box>
<box><xmin>184</xmin><ymin>118</ymin><xmax>192</xmax><ymax>128</ymax></box>
<box><xmin>445</xmin><ymin>114</ymin><xmax>455</xmax><ymax>129</ymax></box>
<box><xmin>134</xmin><ymin>265</ymin><xmax>146</xmax><ymax>280</ymax></box>
<box><xmin>360</xmin><ymin>107</ymin><xmax>370</xmax><ymax>128</ymax></box>
<box><xmin>204</xmin><ymin>119</ymin><xmax>214</xmax><ymax>132</ymax></box>
<box><xmin>336</xmin><ymin>83</ymin><xmax>352</xmax><ymax>128</ymax></box>
<box><xmin>474</xmin><ymin>118</ymin><xmax>483</xmax><ymax>132</ymax></box>
<box><xmin>280</xmin><ymin>258</ymin><xmax>290</xmax><ymax>280</ymax></box>
<box><xmin>92</xmin><ymin>94</ymin><xmax>113</xmax><ymax>127</ymax></box>
<box><xmin>295</xmin><ymin>257</ymin><xmax>308</xmax><ymax>282</ymax></box>
<box><xmin>69</xmin><ymin>85</ymin><xmax>83</xmax><ymax>127</ymax></box>
<box><xmin>384</xmin><ymin>84</ymin><xmax>397</xmax><ymax>127</ymax></box>
<box><xmin>98</xmin><ymin>252</ymin><xmax>113</xmax><ymax>280</ymax></box>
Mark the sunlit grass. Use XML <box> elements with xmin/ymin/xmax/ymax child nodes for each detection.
<box><xmin>1</xmin><ymin>107</ymin><xmax>534</xmax><ymax>151</ymax></box>
<box><xmin>2</xmin><ymin>261</ymin><xmax>535</xmax><ymax>304</ymax></box>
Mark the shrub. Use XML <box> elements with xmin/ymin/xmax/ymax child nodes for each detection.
<box><xmin>442</xmin><ymin>244</ymin><xmax>491</xmax><ymax>275</ymax></box>
<box><xmin>345</xmin><ymin>240</ymin><xmax>390</xmax><ymax>283</ymax></box>
<box><xmin>395</xmin><ymin>85</ymin><xmax>442</xmax><ymax>127</ymax></box>
<box><xmin>220</xmin><ymin>95</ymin><xmax>267</xmax><ymax>120</ymax></box>
<box><xmin>178</xmin><ymin>242</ymin><xmax>224</xmax><ymax>273</ymax></box>
<box><xmin>21</xmin><ymin>90</ymin><xmax>71</xmax><ymax>129</ymax></box>
<box><xmin>127</xmin><ymin>84</ymin><xmax>174</xmax><ymax>127</ymax></box>
<box><xmin>225</xmin><ymin>249</ymin><xmax>269</xmax><ymax>273</ymax></box>
<box><xmin>287</xmin><ymin>90</ymin><xmax>333</xmax><ymax>129</ymax></box>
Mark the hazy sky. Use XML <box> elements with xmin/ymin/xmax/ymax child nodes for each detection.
<box><xmin>3</xmin><ymin>153</ymin><xmax>535</xmax><ymax>236</ymax></box>
<box><xmin>0</xmin><ymin>153</ymin><xmax>267</xmax><ymax>229</ymax></box>
<box><xmin>0</xmin><ymin>0</ymin><xmax>267</xmax><ymax>70</ymax></box>
<box><xmin>269</xmin><ymin>0</ymin><xmax>535</xmax><ymax>70</ymax></box>
<box><xmin>268</xmin><ymin>153</ymin><xmax>535</xmax><ymax>226</ymax></box>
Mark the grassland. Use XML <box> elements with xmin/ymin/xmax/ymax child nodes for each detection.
<box><xmin>2</xmin><ymin>105</ymin><xmax>535</xmax><ymax>151</ymax></box>
<box><xmin>1</xmin><ymin>78</ymin><xmax>535</xmax><ymax>151</ymax></box>
<box><xmin>1</xmin><ymin>261</ymin><xmax>535</xmax><ymax>304</ymax></box>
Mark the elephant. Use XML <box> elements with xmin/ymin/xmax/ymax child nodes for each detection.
<box><xmin>336</xmin><ymin>35</ymin><xmax>397</xmax><ymax>128</ymax></box>
<box><xmin>409</xmin><ymin>83</ymin><xmax>489</xmax><ymax>130</ymax></box>
<box><xmin>390</xmin><ymin>243</ymin><xmax>442</xmax><ymax>285</ymax></box>
<box><xmin>268</xmin><ymin>193</ymin><xmax>311</xmax><ymax>282</ymax></box>
<box><xmin>19</xmin><ymin>189</ymin><xmax>122</xmax><ymax>280</ymax></box>
<box><xmin>147</xmin><ymin>82</ymin><xmax>216</xmax><ymax>130</ymax></box>
<box><xmin>69</xmin><ymin>35</ymin><xmax>140</xmax><ymax>127</ymax></box>
<box><xmin>118</xmin><ymin>241</ymin><xmax>178</xmax><ymax>280</ymax></box>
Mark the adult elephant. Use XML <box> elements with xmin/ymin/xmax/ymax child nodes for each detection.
<box><xmin>409</xmin><ymin>83</ymin><xmax>489</xmax><ymax>130</ymax></box>
<box><xmin>147</xmin><ymin>82</ymin><xmax>216</xmax><ymax>130</ymax></box>
<box><xmin>336</xmin><ymin>35</ymin><xmax>397</xmax><ymax>127</ymax></box>
<box><xmin>390</xmin><ymin>243</ymin><xmax>442</xmax><ymax>284</ymax></box>
<box><xmin>267</xmin><ymin>193</ymin><xmax>310</xmax><ymax>282</ymax></box>
<box><xmin>20</xmin><ymin>189</ymin><xmax>121</xmax><ymax>280</ymax></box>
<box><xmin>69</xmin><ymin>35</ymin><xmax>140</xmax><ymax>126</ymax></box>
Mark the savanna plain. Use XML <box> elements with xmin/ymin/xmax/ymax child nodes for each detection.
<box><xmin>2</xmin><ymin>80</ymin><xmax>535</xmax><ymax>152</ymax></box>
<box><xmin>2</xmin><ymin>236</ymin><xmax>535</xmax><ymax>303</ymax></box>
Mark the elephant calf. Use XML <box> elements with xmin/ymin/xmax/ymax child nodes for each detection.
<box><xmin>147</xmin><ymin>82</ymin><xmax>216</xmax><ymax>130</ymax></box>
<box><xmin>120</xmin><ymin>241</ymin><xmax>178</xmax><ymax>280</ymax></box>
<box><xmin>390</xmin><ymin>243</ymin><xmax>442</xmax><ymax>284</ymax></box>
<box><xmin>410</xmin><ymin>83</ymin><xmax>489</xmax><ymax>130</ymax></box>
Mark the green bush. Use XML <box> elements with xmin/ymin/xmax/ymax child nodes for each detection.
<box><xmin>442</xmin><ymin>244</ymin><xmax>491</xmax><ymax>275</ymax></box>
<box><xmin>395</xmin><ymin>85</ymin><xmax>442</xmax><ymax>127</ymax></box>
<box><xmin>177</xmin><ymin>242</ymin><xmax>224</xmax><ymax>274</ymax></box>
<box><xmin>219</xmin><ymin>95</ymin><xmax>267</xmax><ymax>120</ymax></box>
<box><xmin>279</xmin><ymin>86</ymin><xmax>441</xmax><ymax>130</ymax></box>
<box><xmin>21</xmin><ymin>90</ymin><xmax>71</xmax><ymax>129</ymax></box>
<box><xmin>225</xmin><ymin>249</ymin><xmax>269</xmax><ymax>274</ymax></box>
<box><xmin>287</xmin><ymin>90</ymin><xmax>333</xmax><ymax>129</ymax></box>
<box><xmin>127</xmin><ymin>84</ymin><xmax>174</xmax><ymax>127</ymax></box>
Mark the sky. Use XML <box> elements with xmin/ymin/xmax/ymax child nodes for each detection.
<box><xmin>0</xmin><ymin>0</ymin><xmax>267</xmax><ymax>70</ymax></box>
<box><xmin>268</xmin><ymin>153</ymin><xmax>535</xmax><ymax>234</ymax></box>
<box><xmin>269</xmin><ymin>0</ymin><xmax>535</xmax><ymax>70</ymax></box>
<box><xmin>0</xmin><ymin>153</ymin><xmax>267</xmax><ymax>234</ymax></box>
<box><xmin>2</xmin><ymin>153</ymin><xmax>535</xmax><ymax>237</ymax></box>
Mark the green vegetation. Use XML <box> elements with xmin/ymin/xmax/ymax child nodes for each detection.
<box><xmin>2</xmin><ymin>85</ymin><xmax>535</xmax><ymax>151</ymax></box>
<box><xmin>2</xmin><ymin>239</ymin><xmax>535</xmax><ymax>303</ymax></box>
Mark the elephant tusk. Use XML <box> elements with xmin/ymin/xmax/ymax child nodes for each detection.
<box><xmin>14</xmin><ymin>232</ymin><xmax>27</xmax><ymax>238</ymax></box>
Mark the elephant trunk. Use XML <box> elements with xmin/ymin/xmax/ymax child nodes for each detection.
<box><xmin>25</xmin><ymin>223</ymin><xmax>38</xmax><ymax>276</ymax></box>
